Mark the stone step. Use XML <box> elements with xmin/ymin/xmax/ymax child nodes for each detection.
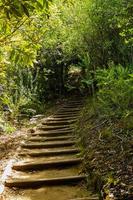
<box><xmin>35</xmin><ymin>128</ymin><xmax>73</xmax><ymax>133</ymax></box>
<box><xmin>67</xmin><ymin>99</ymin><xmax>83</xmax><ymax>103</ymax></box>
<box><xmin>5</xmin><ymin>175</ymin><xmax>86</xmax><ymax>188</ymax></box>
<box><xmin>21</xmin><ymin>141</ymin><xmax>76</xmax><ymax>149</ymax></box>
<box><xmin>32</xmin><ymin>130</ymin><xmax>73</xmax><ymax>137</ymax></box>
<box><xmin>38</xmin><ymin>125</ymin><xmax>71</xmax><ymax>131</ymax></box>
<box><xmin>65</xmin><ymin>104</ymin><xmax>82</xmax><ymax>108</ymax></box>
<box><xmin>56</xmin><ymin>111</ymin><xmax>79</xmax><ymax>114</ymax></box>
<box><xmin>61</xmin><ymin>107</ymin><xmax>80</xmax><ymax>110</ymax></box>
<box><xmin>12</xmin><ymin>158</ymin><xmax>83</xmax><ymax>171</ymax></box>
<box><xmin>58</xmin><ymin>108</ymin><xmax>80</xmax><ymax>112</ymax></box>
<box><xmin>42</xmin><ymin>120</ymin><xmax>76</xmax><ymax>126</ymax></box>
<box><xmin>66</xmin><ymin>103</ymin><xmax>83</xmax><ymax>105</ymax></box>
<box><xmin>53</xmin><ymin>114</ymin><xmax>79</xmax><ymax>117</ymax></box>
<box><xmin>62</xmin><ymin>105</ymin><xmax>82</xmax><ymax>108</ymax></box>
<box><xmin>46</xmin><ymin>117</ymin><xmax>77</xmax><ymax>121</ymax></box>
<box><xmin>18</xmin><ymin>148</ymin><xmax>80</xmax><ymax>157</ymax></box>
<box><xmin>57</xmin><ymin>111</ymin><xmax>79</xmax><ymax>115</ymax></box>
<box><xmin>54</xmin><ymin>111</ymin><xmax>79</xmax><ymax>117</ymax></box>
<box><xmin>11</xmin><ymin>164</ymin><xmax>81</xmax><ymax>179</ymax></box>
<box><xmin>60</xmin><ymin>106</ymin><xmax>80</xmax><ymax>109</ymax></box>
<box><xmin>27</xmin><ymin>135</ymin><xmax>75</xmax><ymax>142</ymax></box>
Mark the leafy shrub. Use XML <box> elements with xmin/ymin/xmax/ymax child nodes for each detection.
<box><xmin>96</xmin><ymin>65</ymin><xmax>133</xmax><ymax>118</ymax></box>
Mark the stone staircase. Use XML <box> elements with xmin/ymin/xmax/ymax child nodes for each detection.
<box><xmin>4</xmin><ymin>99</ymin><xmax>99</xmax><ymax>200</ymax></box>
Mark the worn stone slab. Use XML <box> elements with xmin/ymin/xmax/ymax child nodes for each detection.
<box><xmin>5</xmin><ymin>175</ymin><xmax>86</xmax><ymax>188</ymax></box>
<box><xmin>12</xmin><ymin>158</ymin><xmax>83</xmax><ymax>171</ymax></box>
<box><xmin>18</xmin><ymin>148</ymin><xmax>80</xmax><ymax>157</ymax></box>
<box><xmin>21</xmin><ymin>141</ymin><xmax>76</xmax><ymax>149</ymax></box>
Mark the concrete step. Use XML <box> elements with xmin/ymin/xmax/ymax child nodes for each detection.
<box><xmin>18</xmin><ymin>148</ymin><xmax>80</xmax><ymax>157</ymax></box>
<box><xmin>21</xmin><ymin>141</ymin><xmax>76</xmax><ymax>149</ymax></box>
<box><xmin>12</xmin><ymin>158</ymin><xmax>83</xmax><ymax>171</ymax></box>
<box><xmin>5</xmin><ymin>175</ymin><xmax>86</xmax><ymax>188</ymax></box>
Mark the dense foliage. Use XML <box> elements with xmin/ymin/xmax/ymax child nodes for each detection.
<box><xmin>0</xmin><ymin>0</ymin><xmax>133</xmax><ymax>131</ymax></box>
<box><xmin>96</xmin><ymin>65</ymin><xmax>133</xmax><ymax>118</ymax></box>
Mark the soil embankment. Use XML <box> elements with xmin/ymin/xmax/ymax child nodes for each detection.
<box><xmin>76</xmin><ymin>98</ymin><xmax>133</xmax><ymax>200</ymax></box>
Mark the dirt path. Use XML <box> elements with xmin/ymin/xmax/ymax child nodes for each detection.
<box><xmin>0</xmin><ymin>99</ymin><xmax>98</xmax><ymax>200</ymax></box>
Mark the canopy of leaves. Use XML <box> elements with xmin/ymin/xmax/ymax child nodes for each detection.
<box><xmin>0</xmin><ymin>0</ymin><xmax>132</xmax><ymax>116</ymax></box>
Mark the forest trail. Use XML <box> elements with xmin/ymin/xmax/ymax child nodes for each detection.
<box><xmin>1</xmin><ymin>99</ymin><xmax>98</xmax><ymax>200</ymax></box>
